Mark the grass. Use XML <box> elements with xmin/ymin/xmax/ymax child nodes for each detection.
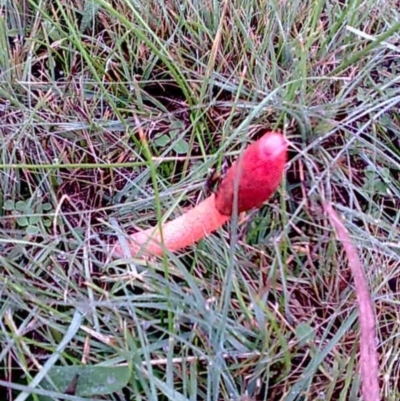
<box><xmin>0</xmin><ymin>0</ymin><xmax>399</xmax><ymax>399</ymax></box>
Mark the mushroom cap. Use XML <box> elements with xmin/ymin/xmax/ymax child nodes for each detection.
<box><xmin>214</xmin><ymin>132</ymin><xmax>288</xmax><ymax>215</ymax></box>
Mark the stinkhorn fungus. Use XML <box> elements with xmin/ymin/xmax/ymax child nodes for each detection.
<box><xmin>113</xmin><ymin>131</ymin><xmax>288</xmax><ymax>257</ymax></box>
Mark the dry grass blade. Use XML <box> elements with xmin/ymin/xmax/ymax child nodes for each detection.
<box><xmin>324</xmin><ymin>202</ymin><xmax>380</xmax><ymax>401</ymax></box>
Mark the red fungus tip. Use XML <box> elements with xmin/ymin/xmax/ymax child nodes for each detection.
<box><xmin>214</xmin><ymin>131</ymin><xmax>288</xmax><ymax>215</ymax></box>
<box><xmin>259</xmin><ymin>132</ymin><xmax>288</xmax><ymax>158</ymax></box>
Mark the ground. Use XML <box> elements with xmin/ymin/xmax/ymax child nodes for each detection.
<box><xmin>0</xmin><ymin>0</ymin><xmax>399</xmax><ymax>400</ymax></box>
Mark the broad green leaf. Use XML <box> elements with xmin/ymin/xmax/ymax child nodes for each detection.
<box><xmin>26</xmin><ymin>225</ymin><xmax>40</xmax><ymax>235</ymax></box>
<box><xmin>40</xmin><ymin>365</ymin><xmax>130</xmax><ymax>400</ymax></box>
<box><xmin>154</xmin><ymin>134</ymin><xmax>170</xmax><ymax>147</ymax></box>
<box><xmin>43</xmin><ymin>203</ymin><xmax>53</xmax><ymax>211</ymax></box>
<box><xmin>44</xmin><ymin>219</ymin><xmax>52</xmax><ymax>227</ymax></box>
<box><xmin>173</xmin><ymin>139</ymin><xmax>189</xmax><ymax>154</ymax></box>
<box><xmin>16</xmin><ymin>216</ymin><xmax>29</xmax><ymax>227</ymax></box>
<box><xmin>16</xmin><ymin>200</ymin><xmax>27</xmax><ymax>212</ymax></box>
<box><xmin>3</xmin><ymin>199</ymin><xmax>14</xmax><ymax>210</ymax></box>
<box><xmin>373</xmin><ymin>181</ymin><xmax>389</xmax><ymax>194</ymax></box>
<box><xmin>169</xmin><ymin>120</ymin><xmax>184</xmax><ymax>135</ymax></box>
<box><xmin>295</xmin><ymin>322</ymin><xmax>315</xmax><ymax>347</ymax></box>
<box><xmin>30</xmin><ymin>215</ymin><xmax>41</xmax><ymax>225</ymax></box>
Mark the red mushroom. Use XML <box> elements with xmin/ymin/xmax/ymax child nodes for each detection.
<box><xmin>113</xmin><ymin>131</ymin><xmax>288</xmax><ymax>257</ymax></box>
